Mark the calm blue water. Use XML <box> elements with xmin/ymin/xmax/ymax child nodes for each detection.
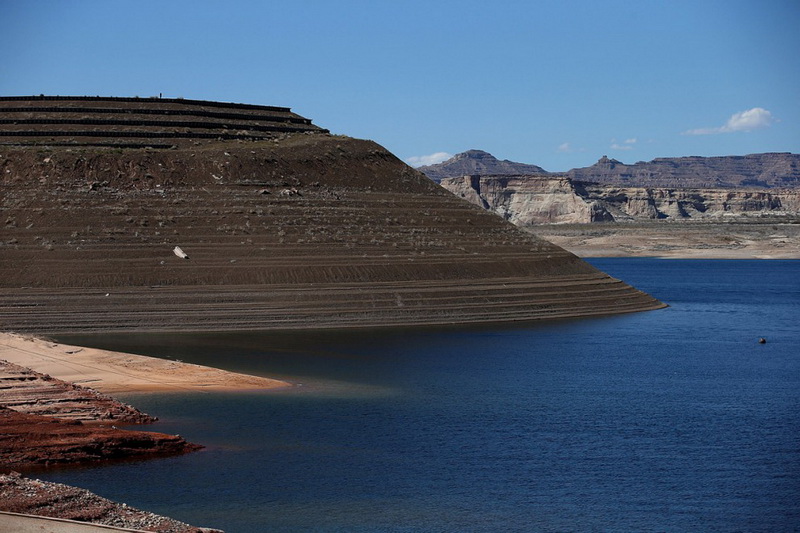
<box><xmin>46</xmin><ymin>259</ymin><xmax>800</xmax><ymax>532</ymax></box>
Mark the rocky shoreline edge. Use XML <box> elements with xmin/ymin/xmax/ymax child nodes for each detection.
<box><xmin>1</xmin><ymin>472</ymin><xmax>221</xmax><ymax>533</ymax></box>
<box><xmin>0</xmin><ymin>377</ymin><xmax>214</xmax><ymax>531</ymax></box>
<box><xmin>0</xmin><ymin>332</ymin><xmax>290</xmax><ymax>532</ymax></box>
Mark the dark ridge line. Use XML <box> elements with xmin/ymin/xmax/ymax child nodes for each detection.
<box><xmin>0</xmin><ymin>107</ymin><xmax>313</xmax><ymax>125</ymax></box>
<box><xmin>0</xmin><ymin>141</ymin><xmax>177</xmax><ymax>149</ymax></box>
<box><xmin>0</xmin><ymin>119</ymin><xmax>322</xmax><ymax>133</ymax></box>
<box><xmin>0</xmin><ymin>128</ymin><xmax>330</xmax><ymax>140</ymax></box>
<box><xmin>0</xmin><ymin>95</ymin><xmax>291</xmax><ymax>113</ymax></box>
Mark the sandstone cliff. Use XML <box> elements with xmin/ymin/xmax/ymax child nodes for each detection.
<box><xmin>442</xmin><ymin>175</ymin><xmax>605</xmax><ymax>224</ymax></box>
<box><xmin>441</xmin><ymin>174</ymin><xmax>800</xmax><ymax>224</ymax></box>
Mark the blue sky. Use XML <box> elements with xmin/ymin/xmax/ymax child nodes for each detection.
<box><xmin>2</xmin><ymin>0</ymin><xmax>797</xmax><ymax>171</ymax></box>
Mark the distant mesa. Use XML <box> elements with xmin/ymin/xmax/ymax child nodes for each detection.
<box><xmin>427</xmin><ymin>149</ymin><xmax>800</xmax><ymax>225</ymax></box>
<box><xmin>566</xmin><ymin>152</ymin><xmax>800</xmax><ymax>189</ymax></box>
<box><xmin>418</xmin><ymin>149</ymin><xmax>548</xmax><ymax>182</ymax></box>
<box><xmin>0</xmin><ymin>96</ymin><xmax>664</xmax><ymax>333</ymax></box>
<box><xmin>420</xmin><ymin>149</ymin><xmax>800</xmax><ymax>189</ymax></box>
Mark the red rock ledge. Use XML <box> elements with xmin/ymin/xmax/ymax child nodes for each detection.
<box><xmin>0</xmin><ymin>406</ymin><xmax>201</xmax><ymax>472</ymax></box>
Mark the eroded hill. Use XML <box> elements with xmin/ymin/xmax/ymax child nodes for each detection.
<box><xmin>0</xmin><ymin>97</ymin><xmax>663</xmax><ymax>333</ymax></box>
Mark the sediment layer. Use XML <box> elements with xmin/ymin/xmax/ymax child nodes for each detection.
<box><xmin>0</xmin><ymin>358</ymin><xmax>153</xmax><ymax>422</ymax></box>
<box><xmin>0</xmin><ymin>98</ymin><xmax>663</xmax><ymax>333</ymax></box>
<box><xmin>0</xmin><ymin>353</ymin><xmax>202</xmax><ymax>472</ymax></box>
<box><xmin>0</xmin><ymin>95</ymin><xmax>324</xmax><ymax>148</ymax></box>
<box><xmin>0</xmin><ymin>406</ymin><xmax>200</xmax><ymax>472</ymax></box>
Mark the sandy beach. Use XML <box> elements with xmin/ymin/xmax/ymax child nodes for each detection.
<box><xmin>0</xmin><ymin>332</ymin><xmax>290</xmax><ymax>394</ymax></box>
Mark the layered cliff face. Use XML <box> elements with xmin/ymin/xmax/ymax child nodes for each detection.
<box><xmin>0</xmin><ymin>97</ymin><xmax>663</xmax><ymax>333</ymax></box>
<box><xmin>442</xmin><ymin>175</ymin><xmax>605</xmax><ymax>224</ymax></box>
<box><xmin>580</xmin><ymin>184</ymin><xmax>799</xmax><ymax>221</ymax></box>
<box><xmin>428</xmin><ymin>150</ymin><xmax>800</xmax><ymax>224</ymax></box>
<box><xmin>441</xmin><ymin>175</ymin><xmax>800</xmax><ymax>224</ymax></box>
<box><xmin>421</xmin><ymin>149</ymin><xmax>800</xmax><ymax>189</ymax></box>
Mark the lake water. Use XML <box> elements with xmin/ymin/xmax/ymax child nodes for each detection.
<box><xmin>46</xmin><ymin>259</ymin><xmax>799</xmax><ymax>532</ymax></box>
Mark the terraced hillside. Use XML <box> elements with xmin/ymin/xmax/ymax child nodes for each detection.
<box><xmin>0</xmin><ymin>97</ymin><xmax>663</xmax><ymax>333</ymax></box>
<box><xmin>0</xmin><ymin>95</ymin><xmax>324</xmax><ymax>147</ymax></box>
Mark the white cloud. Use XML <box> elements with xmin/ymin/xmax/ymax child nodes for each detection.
<box><xmin>405</xmin><ymin>152</ymin><xmax>453</xmax><ymax>167</ymax></box>
<box><xmin>556</xmin><ymin>142</ymin><xmax>585</xmax><ymax>153</ymax></box>
<box><xmin>684</xmin><ymin>107</ymin><xmax>774</xmax><ymax>135</ymax></box>
<box><xmin>610</xmin><ymin>137</ymin><xmax>637</xmax><ymax>150</ymax></box>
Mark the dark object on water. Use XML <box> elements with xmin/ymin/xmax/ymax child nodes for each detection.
<box><xmin>759</xmin><ymin>337</ymin><xmax>767</xmax><ymax>344</ymax></box>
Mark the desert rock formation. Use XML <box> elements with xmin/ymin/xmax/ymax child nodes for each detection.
<box><xmin>0</xmin><ymin>358</ymin><xmax>153</xmax><ymax>423</ymax></box>
<box><xmin>441</xmin><ymin>174</ymin><xmax>800</xmax><ymax>224</ymax></box>
<box><xmin>0</xmin><ymin>357</ymin><xmax>201</xmax><ymax>472</ymax></box>
<box><xmin>418</xmin><ymin>149</ymin><xmax>547</xmax><ymax>182</ymax></box>
<box><xmin>0</xmin><ymin>406</ymin><xmax>200</xmax><ymax>472</ymax></box>
<box><xmin>428</xmin><ymin>151</ymin><xmax>800</xmax><ymax>257</ymax></box>
<box><xmin>423</xmin><ymin>149</ymin><xmax>800</xmax><ymax>189</ymax></box>
<box><xmin>567</xmin><ymin>153</ymin><xmax>800</xmax><ymax>189</ymax></box>
<box><xmin>0</xmin><ymin>96</ymin><xmax>663</xmax><ymax>333</ymax></box>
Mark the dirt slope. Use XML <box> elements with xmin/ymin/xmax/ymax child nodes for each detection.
<box><xmin>0</xmin><ymin>98</ymin><xmax>663</xmax><ymax>333</ymax></box>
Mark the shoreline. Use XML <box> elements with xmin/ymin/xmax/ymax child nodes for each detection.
<box><xmin>0</xmin><ymin>331</ymin><xmax>289</xmax><ymax>532</ymax></box>
<box><xmin>573</xmin><ymin>250</ymin><xmax>800</xmax><ymax>259</ymax></box>
<box><xmin>531</xmin><ymin>221</ymin><xmax>800</xmax><ymax>260</ymax></box>
<box><xmin>0</xmin><ymin>332</ymin><xmax>291</xmax><ymax>395</ymax></box>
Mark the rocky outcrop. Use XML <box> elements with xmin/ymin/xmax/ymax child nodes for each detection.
<box><xmin>442</xmin><ymin>175</ymin><xmax>611</xmax><ymax>224</ymax></box>
<box><xmin>0</xmin><ymin>407</ymin><xmax>201</xmax><ymax>472</ymax></box>
<box><xmin>0</xmin><ymin>359</ymin><xmax>154</xmax><ymax>423</ymax></box>
<box><xmin>0</xmin><ymin>359</ymin><xmax>200</xmax><ymax>472</ymax></box>
<box><xmin>0</xmin><ymin>472</ymin><xmax>219</xmax><ymax>532</ymax></box>
<box><xmin>0</xmin><ymin>95</ymin><xmax>325</xmax><ymax>148</ymax></box>
<box><xmin>441</xmin><ymin>174</ymin><xmax>800</xmax><ymax>224</ymax></box>
<box><xmin>580</xmin><ymin>185</ymin><xmax>799</xmax><ymax>221</ymax></box>
<box><xmin>418</xmin><ymin>150</ymin><xmax>547</xmax><ymax>182</ymax></box>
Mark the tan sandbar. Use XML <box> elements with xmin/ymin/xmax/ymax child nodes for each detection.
<box><xmin>0</xmin><ymin>332</ymin><xmax>289</xmax><ymax>394</ymax></box>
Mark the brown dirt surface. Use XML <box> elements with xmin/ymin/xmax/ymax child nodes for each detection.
<box><xmin>0</xmin><ymin>129</ymin><xmax>663</xmax><ymax>334</ymax></box>
<box><xmin>0</xmin><ymin>472</ymin><xmax>220</xmax><ymax>532</ymax></box>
